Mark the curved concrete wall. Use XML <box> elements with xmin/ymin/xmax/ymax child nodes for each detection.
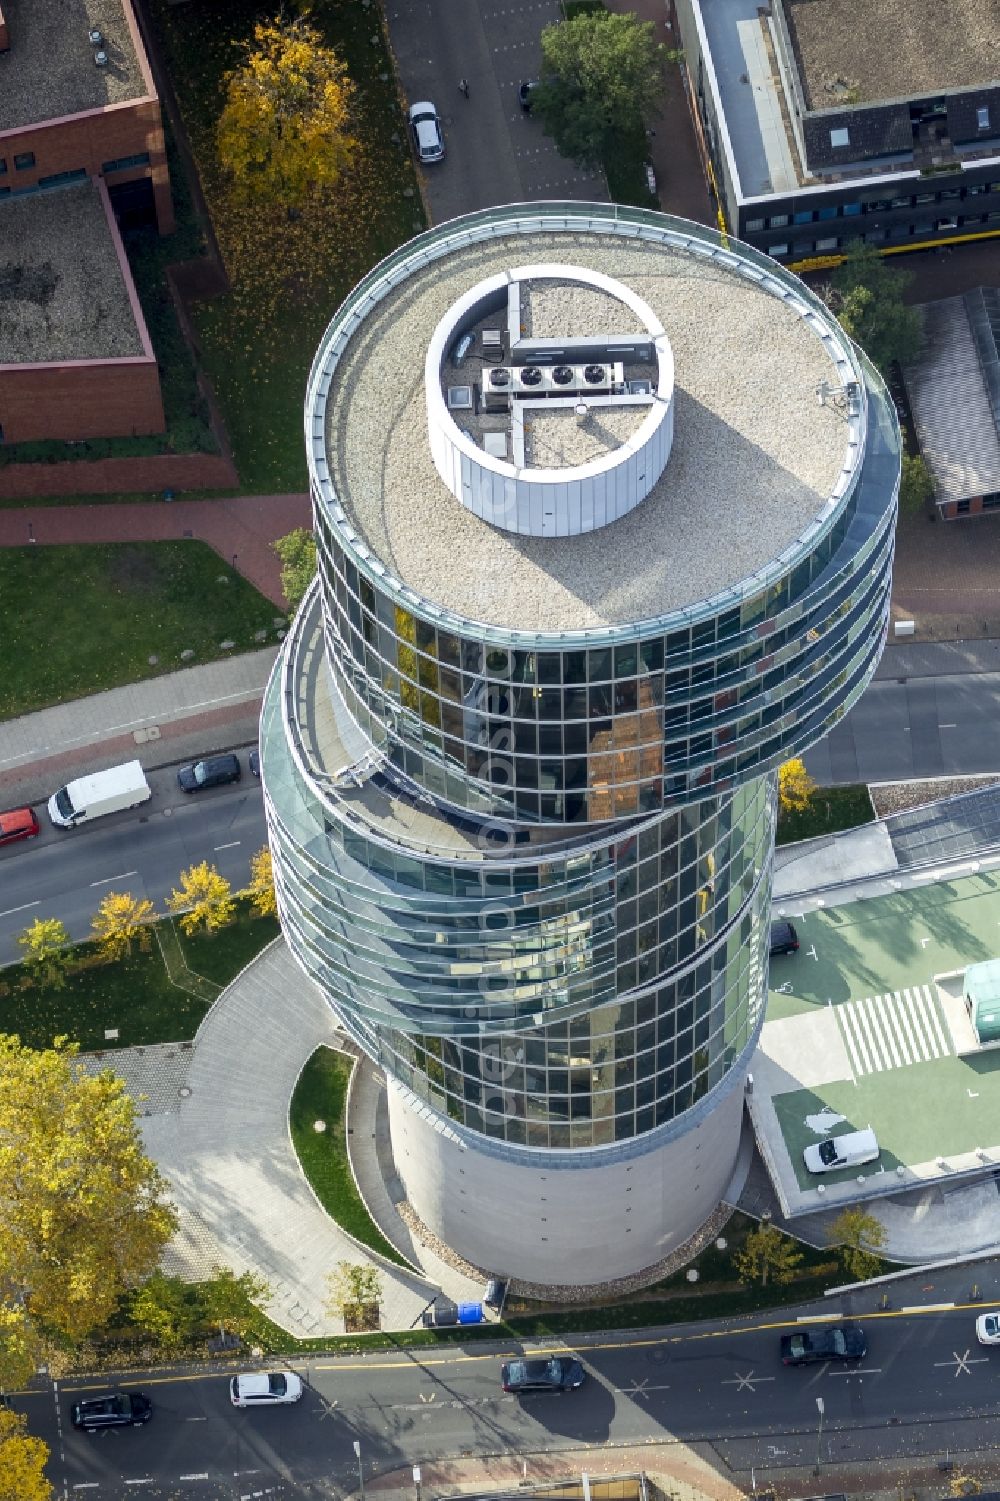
<box><xmin>386</xmin><ymin>1058</ymin><xmax>748</xmax><ymax>1285</ymax></box>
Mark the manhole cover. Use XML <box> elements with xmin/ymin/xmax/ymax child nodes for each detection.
<box><xmin>178</xmin><ymin>1085</ymin><xmax>192</xmax><ymax>1098</ymax></box>
<box><xmin>647</xmin><ymin>1345</ymin><xmax>668</xmax><ymax>1363</ymax></box>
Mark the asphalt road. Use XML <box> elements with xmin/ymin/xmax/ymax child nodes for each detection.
<box><xmin>18</xmin><ymin>1299</ymin><xmax>1000</xmax><ymax>1500</ymax></box>
<box><xmin>0</xmin><ymin>756</ymin><xmax>267</xmax><ymax>965</ymax></box>
<box><xmin>806</xmin><ymin>671</ymin><xmax>1000</xmax><ymax>785</ymax></box>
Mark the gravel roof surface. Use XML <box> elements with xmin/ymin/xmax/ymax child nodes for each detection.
<box><xmin>326</xmin><ymin>230</ymin><xmax>850</xmax><ymax>633</ymax></box>
<box><xmin>524</xmin><ymin>405</ymin><xmax>647</xmax><ymax>468</ymax></box>
<box><xmin>0</xmin><ymin>0</ymin><xmax>145</xmax><ymax>132</ymax></box>
<box><xmin>523</xmin><ymin>279</ymin><xmax>645</xmax><ymax>338</ymax></box>
<box><xmin>0</xmin><ymin>183</ymin><xmax>145</xmax><ymax>364</ymax></box>
<box><xmin>785</xmin><ymin>0</ymin><xmax>998</xmax><ymax>107</ymax></box>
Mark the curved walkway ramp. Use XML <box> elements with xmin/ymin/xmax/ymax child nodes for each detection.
<box><xmin>145</xmin><ymin>939</ymin><xmax>441</xmax><ymax>1335</ymax></box>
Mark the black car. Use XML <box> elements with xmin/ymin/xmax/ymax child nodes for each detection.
<box><xmin>177</xmin><ymin>753</ymin><xmax>241</xmax><ymax>792</ymax></box>
<box><xmin>518</xmin><ymin>80</ymin><xmax>539</xmax><ymax>113</ymax></box>
<box><xmin>780</xmin><ymin>1323</ymin><xmax>866</xmax><ymax>1365</ymax></box>
<box><xmin>71</xmin><ymin>1391</ymin><xmax>153</xmax><ymax>1431</ymax></box>
<box><xmin>769</xmin><ymin>919</ymin><xmax>799</xmax><ymax>955</ymax></box>
<box><xmin>248</xmin><ymin>748</ymin><xmax>261</xmax><ymax>778</ymax></box>
<box><xmin>501</xmin><ymin>1356</ymin><xmax>585</xmax><ymax>1392</ymax></box>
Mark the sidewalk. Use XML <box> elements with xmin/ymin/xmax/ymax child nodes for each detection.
<box><xmin>0</xmin><ymin>492</ymin><xmax>311</xmax><ymax>606</ymax></box>
<box><xmin>0</xmin><ymin>649</ymin><xmax>277</xmax><ymax>804</ymax></box>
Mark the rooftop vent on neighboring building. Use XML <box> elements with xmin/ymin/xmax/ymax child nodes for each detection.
<box><xmin>584</xmin><ymin>364</ymin><xmax>610</xmax><ymax>385</ymax></box>
<box><xmin>520</xmin><ymin>365</ymin><xmax>544</xmax><ymax>387</ymax></box>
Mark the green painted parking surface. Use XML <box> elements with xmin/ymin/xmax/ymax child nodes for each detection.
<box><xmin>764</xmin><ymin>872</ymin><xmax>1000</xmax><ymax>1177</ymax></box>
<box><xmin>767</xmin><ymin>870</ymin><xmax>1000</xmax><ymax>1021</ymax></box>
<box><xmin>774</xmin><ymin>1049</ymin><xmax>1000</xmax><ymax>1190</ymax></box>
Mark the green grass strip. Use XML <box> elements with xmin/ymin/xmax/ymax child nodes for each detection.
<box><xmin>289</xmin><ymin>1047</ymin><xmax>410</xmax><ymax>1269</ymax></box>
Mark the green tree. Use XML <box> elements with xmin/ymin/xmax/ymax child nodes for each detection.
<box><xmin>273</xmin><ymin>528</ymin><xmax>317</xmax><ymax>614</ymax></box>
<box><xmin>829</xmin><ymin>241</ymin><xmax>921</xmax><ymax>374</ymax></box>
<box><xmin>168</xmin><ymin>861</ymin><xmax>236</xmax><ymax>936</ymax></box>
<box><xmin>247</xmin><ymin>847</ymin><xmax>277</xmax><ymax>920</ymax></box>
<box><xmin>17</xmin><ymin>916</ymin><xmax>71</xmax><ymax>990</ymax></box>
<box><xmin>0</xmin><ymin>1036</ymin><xmax>176</xmax><ymax>1343</ymax></box>
<box><xmin>199</xmin><ymin>1265</ymin><xmax>271</xmax><ymax>1342</ymax></box>
<box><xmin>217</xmin><ymin>16</ymin><xmax>357</xmax><ymax>209</ymax></box>
<box><xmin>91</xmin><ymin>890</ymin><xmax>156</xmax><ymax>964</ymax></box>
<box><xmin>829</xmin><ymin>1206</ymin><xmax>887</xmax><ymax>1282</ymax></box>
<box><xmin>899</xmin><ymin>452</ymin><xmax>934</xmax><ymax>516</ymax></box>
<box><xmin>325</xmin><ymin>1262</ymin><xmax>383</xmax><ymax>1328</ymax></box>
<box><xmin>0</xmin><ymin>1406</ymin><xmax>52</xmax><ymax>1501</ymax></box>
<box><xmin>732</xmin><ymin>1221</ymin><xmax>803</xmax><ymax>1287</ymax></box>
<box><xmin>778</xmin><ymin>758</ymin><xmax>817</xmax><ymax>815</ymax></box>
<box><xmin>128</xmin><ymin>1272</ymin><xmax>197</xmax><ymax>1352</ymax></box>
<box><xmin>534</xmin><ymin>10</ymin><xmax>663</xmax><ymax>169</ymax></box>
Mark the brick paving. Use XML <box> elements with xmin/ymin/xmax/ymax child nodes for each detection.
<box><xmin>0</xmin><ymin>492</ymin><xmax>311</xmax><ymax>607</ymax></box>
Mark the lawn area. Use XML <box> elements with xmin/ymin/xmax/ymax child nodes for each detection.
<box><xmin>0</xmin><ymin>542</ymin><xmax>276</xmax><ymax>719</ymax></box>
<box><xmin>0</xmin><ymin>904</ymin><xmax>279</xmax><ymax>1053</ymax></box>
<box><xmin>289</xmin><ymin>1047</ymin><xmax>410</xmax><ymax>1268</ymax></box>
<box><xmin>776</xmin><ymin>783</ymin><xmax>875</xmax><ymax>845</ymax></box>
<box><xmin>148</xmin><ymin>0</ymin><xmax>424</xmax><ymax>493</ymax></box>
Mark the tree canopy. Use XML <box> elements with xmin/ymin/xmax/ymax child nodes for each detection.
<box><xmin>168</xmin><ymin>862</ymin><xmax>236</xmax><ymax>936</ymax></box>
<box><xmin>217</xmin><ymin>16</ymin><xmax>357</xmax><ymax>208</ymax></box>
<box><xmin>0</xmin><ymin>1407</ymin><xmax>51</xmax><ymax>1501</ymax></box>
<box><xmin>534</xmin><ymin>10</ymin><xmax>663</xmax><ymax>168</ymax></box>
<box><xmin>778</xmin><ymin>758</ymin><xmax>817</xmax><ymax>815</ymax></box>
<box><xmin>0</xmin><ymin>1036</ymin><xmax>176</xmax><ymax>1344</ymax></box>
<box><xmin>274</xmin><ymin>528</ymin><xmax>317</xmax><ymax>613</ymax></box>
<box><xmin>830</xmin><ymin>241</ymin><xmax>921</xmax><ymax>374</ymax></box>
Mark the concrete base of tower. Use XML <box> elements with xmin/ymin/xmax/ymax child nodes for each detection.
<box><xmin>386</xmin><ymin>1065</ymin><xmax>750</xmax><ymax>1288</ymax></box>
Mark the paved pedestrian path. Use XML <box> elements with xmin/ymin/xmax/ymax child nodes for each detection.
<box><xmin>0</xmin><ymin>492</ymin><xmax>311</xmax><ymax>606</ymax></box>
<box><xmin>0</xmin><ymin>649</ymin><xmax>276</xmax><ymax>804</ymax></box>
<box><xmin>143</xmin><ymin>938</ymin><xmax>484</xmax><ymax>1335</ymax></box>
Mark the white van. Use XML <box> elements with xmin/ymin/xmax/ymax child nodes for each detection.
<box><xmin>803</xmin><ymin>1126</ymin><xmax>880</xmax><ymax>1175</ymax></box>
<box><xmin>48</xmin><ymin>760</ymin><xmax>151</xmax><ymax>829</ymax></box>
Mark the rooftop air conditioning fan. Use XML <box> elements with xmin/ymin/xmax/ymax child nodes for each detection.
<box><xmin>551</xmin><ymin>365</ymin><xmax>574</xmax><ymax>385</ymax></box>
<box><xmin>520</xmin><ymin>365</ymin><xmax>543</xmax><ymax>387</ymax></box>
<box><xmin>488</xmin><ymin>367</ymin><xmax>510</xmax><ymax>387</ymax></box>
<box><xmin>584</xmin><ymin>364</ymin><xmax>608</xmax><ymax>385</ymax></box>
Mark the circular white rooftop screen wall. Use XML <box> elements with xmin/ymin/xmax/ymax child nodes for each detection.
<box><xmin>426</xmin><ymin>263</ymin><xmax>675</xmax><ymax>538</ymax></box>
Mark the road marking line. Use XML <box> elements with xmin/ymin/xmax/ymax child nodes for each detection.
<box><xmin>837</xmin><ymin>1006</ymin><xmax>863</xmax><ymax>1078</ymax></box>
<box><xmin>934</xmin><ymin>1348</ymin><xmax>988</xmax><ymax>1376</ymax></box>
<box><xmin>881</xmin><ymin>995</ymin><xmax>904</xmax><ymax>1068</ymax></box>
<box><xmin>840</xmin><ymin>1004</ymin><xmax>871</xmax><ymax>1075</ymax></box>
<box><xmin>896</xmin><ymin>989</ymin><xmax>923</xmax><ymax>1062</ymax></box>
<box><xmin>924</xmin><ymin>988</ymin><xmax>951</xmax><ymax>1055</ymax></box>
<box><xmin>0</xmin><ymin>900</ymin><xmax>40</xmax><ymax>918</ymax></box>
<box><xmin>856</xmin><ymin>997</ymin><xmax>885</xmax><ymax>1070</ymax></box>
<box><xmin>185</xmin><ymin>1415</ymin><xmax>208</xmax><ymax>1420</ymax></box>
<box><xmin>180</xmin><ymin>1476</ymin><xmax>210</xmax><ymax>1482</ymax></box>
<box><xmin>90</xmin><ymin>870</ymin><xmax>138</xmax><ymax>887</ymax></box>
<box><xmin>907</xmin><ymin>986</ymin><xmax>935</xmax><ymax>1058</ymax></box>
<box><xmin>903</xmin><ymin>1303</ymin><xmax>955</xmax><ymax>1312</ymax></box>
<box><xmin>214</xmin><ymin>841</ymin><xmax>241</xmax><ymax>851</ymax></box>
<box><xmin>123</xmin><ymin>1482</ymin><xmax>154</xmax><ymax>1488</ymax></box>
<box><xmin>72</xmin><ymin>1487</ymin><xmax>100</xmax><ymax>1492</ymax></box>
<box><xmin>827</xmin><ymin>1366</ymin><xmax>882</xmax><ymax>1375</ymax></box>
<box><xmin>902</xmin><ymin>988</ymin><xmax>929</xmax><ymax>1060</ymax></box>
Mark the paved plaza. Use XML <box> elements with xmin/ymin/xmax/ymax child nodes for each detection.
<box><xmin>754</xmin><ymin>870</ymin><xmax>1000</xmax><ymax>1217</ymax></box>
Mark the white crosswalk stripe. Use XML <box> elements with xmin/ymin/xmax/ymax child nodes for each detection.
<box><xmin>835</xmin><ymin>986</ymin><xmax>950</xmax><ymax>1077</ymax></box>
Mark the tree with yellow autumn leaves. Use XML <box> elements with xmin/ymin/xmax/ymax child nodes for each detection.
<box><xmin>0</xmin><ymin>1406</ymin><xmax>51</xmax><ymax>1501</ymax></box>
<box><xmin>217</xmin><ymin>15</ymin><xmax>357</xmax><ymax>209</ymax></box>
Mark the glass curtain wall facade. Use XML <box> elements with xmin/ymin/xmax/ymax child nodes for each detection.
<box><xmin>262</xmin><ymin>205</ymin><xmax>900</xmax><ymax>1285</ymax></box>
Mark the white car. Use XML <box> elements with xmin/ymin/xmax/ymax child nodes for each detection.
<box><xmin>976</xmin><ymin>1313</ymin><xmax>1000</xmax><ymax>1345</ymax></box>
<box><xmin>230</xmin><ymin>1371</ymin><xmax>303</xmax><ymax>1407</ymax></box>
<box><xmin>408</xmin><ymin>101</ymin><xmax>444</xmax><ymax>163</ymax></box>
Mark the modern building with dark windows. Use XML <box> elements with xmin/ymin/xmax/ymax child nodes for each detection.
<box><xmin>675</xmin><ymin>0</ymin><xmax>1000</xmax><ymax>266</ymax></box>
<box><xmin>262</xmin><ymin>204</ymin><xmax>900</xmax><ymax>1287</ymax></box>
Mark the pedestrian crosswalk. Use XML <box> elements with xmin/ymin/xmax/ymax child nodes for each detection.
<box><xmin>835</xmin><ymin>985</ymin><xmax>951</xmax><ymax>1077</ymax></box>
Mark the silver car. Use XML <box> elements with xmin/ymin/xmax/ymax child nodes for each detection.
<box><xmin>408</xmin><ymin>101</ymin><xmax>444</xmax><ymax>163</ymax></box>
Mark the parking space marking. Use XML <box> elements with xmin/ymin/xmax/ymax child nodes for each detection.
<box><xmin>722</xmin><ymin>1371</ymin><xmax>775</xmax><ymax>1392</ymax></box>
<box><xmin>934</xmin><ymin>1349</ymin><xmax>989</xmax><ymax>1377</ymax></box>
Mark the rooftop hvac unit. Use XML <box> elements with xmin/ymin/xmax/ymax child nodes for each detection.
<box><xmin>573</xmin><ymin>361</ymin><xmax>625</xmax><ymax>390</ymax></box>
<box><xmin>513</xmin><ymin>365</ymin><xmax>550</xmax><ymax>394</ymax></box>
<box><xmin>551</xmin><ymin>365</ymin><xmax>575</xmax><ymax>386</ymax></box>
<box><xmin>482</xmin><ymin>366</ymin><xmax>513</xmax><ymax>410</ymax></box>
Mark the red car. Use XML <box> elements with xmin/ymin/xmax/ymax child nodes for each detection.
<box><xmin>0</xmin><ymin>806</ymin><xmax>41</xmax><ymax>845</ymax></box>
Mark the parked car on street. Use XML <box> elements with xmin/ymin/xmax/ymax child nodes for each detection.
<box><xmin>781</xmin><ymin>1323</ymin><xmax>866</xmax><ymax>1365</ymax></box>
<box><xmin>231</xmin><ymin>1371</ymin><xmax>303</xmax><ymax>1406</ymax></box>
<box><xmin>0</xmin><ymin>806</ymin><xmax>40</xmax><ymax>844</ymax></box>
<box><xmin>408</xmin><ymin>101</ymin><xmax>445</xmax><ymax>162</ymax></box>
<box><xmin>977</xmin><ymin>1312</ymin><xmax>1000</xmax><ymax>1345</ymax></box>
<box><xmin>71</xmin><ymin>1391</ymin><xmax>152</xmax><ymax>1431</ymax></box>
<box><xmin>501</xmin><ymin>1356</ymin><xmax>585</xmax><ymax>1392</ymax></box>
<box><xmin>177</xmin><ymin>754</ymin><xmax>241</xmax><ymax>792</ymax></box>
<box><xmin>518</xmin><ymin>80</ymin><xmax>539</xmax><ymax>113</ymax></box>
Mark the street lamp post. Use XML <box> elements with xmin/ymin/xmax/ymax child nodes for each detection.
<box><xmin>354</xmin><ymin>1439</ymin><xmax>365</xmax><ymax>1501</ymax></box>
<box><xmin>814</xmin><ymin>1396</ymin><xmax>825</xmax><ymax>1476</ymax></box>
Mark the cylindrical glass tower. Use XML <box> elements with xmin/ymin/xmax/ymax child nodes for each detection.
<box><xmin>262</xmin><ymin>206</ymin><xmax>899</xmax><ymax>1287</ymax></box>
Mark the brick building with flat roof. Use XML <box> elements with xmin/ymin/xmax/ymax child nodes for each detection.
<box><xmin>0</xmin><ymin>0</ymin><xmax>173</xmax><ymax>233</ymax></box>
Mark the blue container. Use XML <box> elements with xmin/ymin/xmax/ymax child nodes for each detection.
<box><xmin>457</xmin><ymin>1302</ymin><xmax>484</xmax><ymax>1324</ymax></box>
